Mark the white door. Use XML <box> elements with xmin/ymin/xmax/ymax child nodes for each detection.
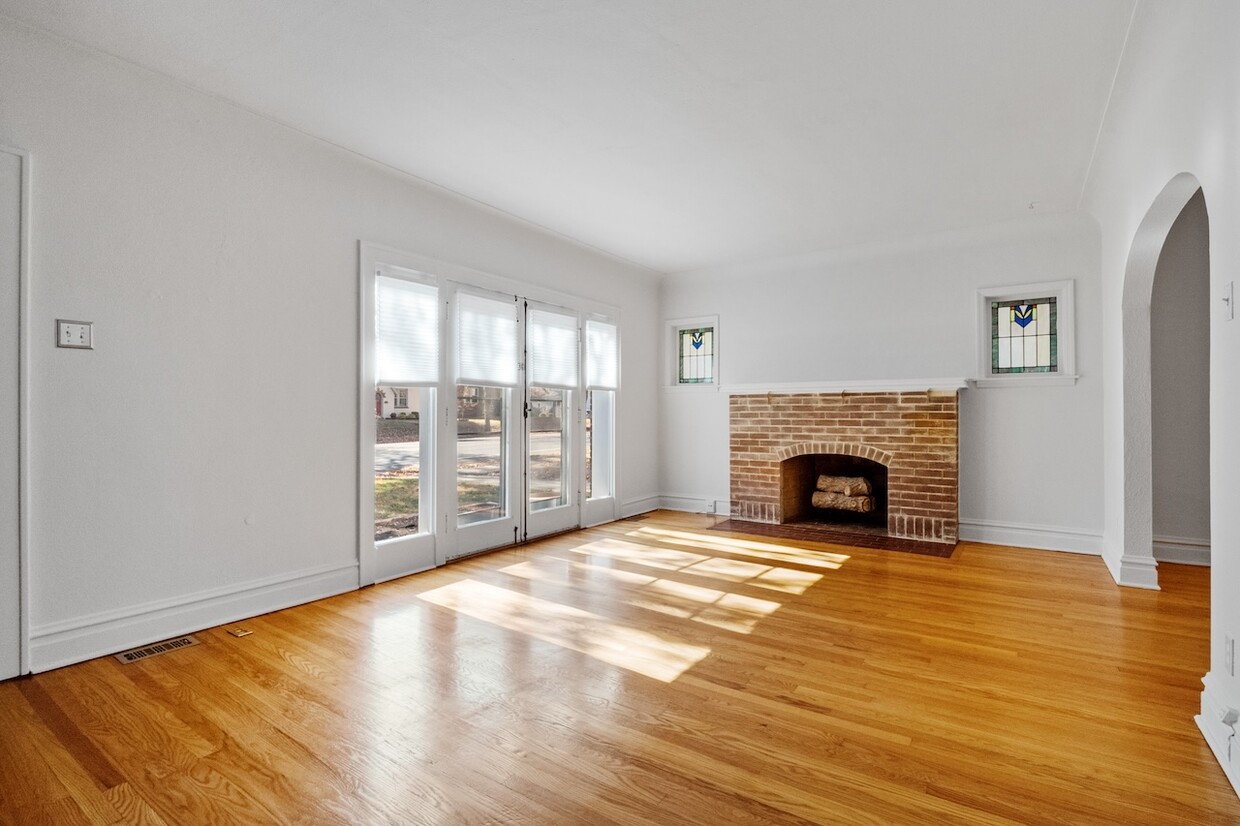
<box><xmin>0</xmin><ymin>148</ymin><xmax>25</xmax><ymax>679</ymax></box>
<box><xmin>449</xmin><ymin>288</ymin><xmax>523</xmax><ymax>558</ymax></box>
<box><xmin>524</xmin><ymin>302</ymin><xmax>582</xmax><ymax>539</ymax></box>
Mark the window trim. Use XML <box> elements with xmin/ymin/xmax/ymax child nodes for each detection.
<box><xmin>666</xmin><ymin>315</ymin><xmax>720</xmax><ymax>388</ymax></box>
<box><xmin>974</xmin><ymin>280</ymin><xmax>1078</xmax><ymax>388</ymax></box>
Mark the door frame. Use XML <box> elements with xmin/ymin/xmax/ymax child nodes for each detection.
<box><xmin>2</xmin><ymin>144</ymin><xmax>31</xmax><ymax>678</ymax></box>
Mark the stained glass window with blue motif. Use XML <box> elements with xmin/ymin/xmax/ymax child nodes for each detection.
<box><xmin>678</xmin><ymin>326</ymin><xmax>714</xmax><ymax>384</ymax></box>
<box><xmin>991</xmin><ymin>297</ymin><xmax>1057</xmax><ymax>373</ymax></box>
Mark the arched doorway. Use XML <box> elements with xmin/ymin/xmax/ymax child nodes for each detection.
<box><xmin>1118</xmin><ymin>173</ymin><xmax>1210</xmax><ymax>589</ymax></box>
<box><xmin>1151</xmin><ymin>190</ymin><xmax>1210</xmax><ymax>567</ymax></box>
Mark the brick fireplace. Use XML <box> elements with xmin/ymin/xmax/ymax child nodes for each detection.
<box><xmin>729</xmin><ymin>390</ymin><xmax>959</xmax><ymax>543</ymax></box>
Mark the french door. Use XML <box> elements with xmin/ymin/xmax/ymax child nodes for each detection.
<box><xmin>524</xmin><ymin>302</ymin><xmax>583</xmax><ymax>539</ymax></box>
<box><xmin>449</xmin><ymin>289</ymin><xmax>524</xmax><ymax>557</ymax></box>
<box><xmin>449</xmin><ymin>294</ymin><xmax>583</xmax><ymax>557</ymax></box>
<box><xmin>361</xmin><ymin>247</ymin><xmax>617</xmax><ymax>583</ymax></box>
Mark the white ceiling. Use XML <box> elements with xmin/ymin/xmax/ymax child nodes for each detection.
<box><xmin>1</xmin><ymin>0</ymin><xmax>1135</xmax><ymax>274</ymax></box>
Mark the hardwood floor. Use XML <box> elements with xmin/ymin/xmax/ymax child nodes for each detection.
<box><xmin>2</xmin><ymin>511</ymin><xmax>1237</xmax><ymax>824</ymax></box>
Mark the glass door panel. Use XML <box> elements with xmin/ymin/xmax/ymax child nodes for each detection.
<box><xmin>528</xmin><ymin>387</ymin><xmax>567</xmax><ymax>512</ymax></box>
<box><xmin>525</xmin><ymin>384</ymin><xmax>578</xmax><ymax>537</ymax></box>
<box><xmin>374</xmin><ymin>385</ymin><xmax>425</xmax><ymax>541</ymax></box>
<box><xmin>456</xmin><ymin>384</ymin><xmax>507</xmax><ymax>526</ymax></box>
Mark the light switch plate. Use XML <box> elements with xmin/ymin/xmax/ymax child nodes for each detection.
<box><xmin>56</xmin><ymin>319</ymin><xmax>93</xmax><ymax>349</ymax></box>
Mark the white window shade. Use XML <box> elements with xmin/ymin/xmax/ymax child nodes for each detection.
<box><xmin>457</xmin><ymin>292</ymin><xmax>518</xmax><ymax>385</ymax></box>
<box><xmin>586</xmin><ymin>319</ymin><xmax>618</xmax><ymax>389</ymax></box>
<box><xmin>528</xmin><ymin>308</ymin><xmax>579</xmax><ymax>388</ymax></box>
<box><xmin>376</xmin><ymin>273</ymin><xmax>439</xmax><ymax>385</ymax></box>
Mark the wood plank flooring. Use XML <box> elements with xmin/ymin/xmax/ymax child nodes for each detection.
<box><xmin>2</xmin><ymin>511</ymin><xmax>1237</xmax><ymax>824</ymax></box>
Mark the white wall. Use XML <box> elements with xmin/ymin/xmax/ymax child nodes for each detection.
<box><xmin>0</xmin><ymin>20</ymin><xmax>660</xmax><ymax>670</ymax></box>
<box><xmin>1080</xmin><ymin>0</ymin><xmax>1240</xmax><ymax>792</ymax></box>
<box><xmin>1151</xmin><ymin>189</ymin><xmax>1210</xmax><ymax>561</ymax></box>
<box><xmin>660</xmin><ymin>213</ymin><xmax>1104</xmax><ymax>550</ymax></box>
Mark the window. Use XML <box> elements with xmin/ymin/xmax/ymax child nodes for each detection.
<box><xmin>393</xmin><ymin>388</ymin><xmax>409</xmax><ymax>408</ymax></box>
<box><xmin>667</xmin><ymin>316</ymin><xmax>719</xmax><ymax>387</ymax></box>
<box><xmin>678</xmin><ymin>327</ymin><xmax>714</xmax><ymax>384</ymax></box>
<box><xmin>992</xmin><ymin>297</ymin><xmax>1056</xmax><ymax>373</ymax></box>
<box><xmin>975</xmin><ymin>281</ymin><xmax>1076</xmax><ymax>387</ymax></box>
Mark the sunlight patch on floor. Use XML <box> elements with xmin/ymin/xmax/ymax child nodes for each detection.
<box><xmin>500</xmin><ymin>556</ymin><xmax>783</xmax><ymax>635</ymax></box>
<box><xmin>500</xmin><ymin>558</ymin><xmax>658</xmax><ymax>587</ymax></box>
<box><xmin>630</xmin><ymin>527</ymin><xmax>849</xmax><ymax>570</ymax></box>
<box><xmin>419</xmin><ymin>579</ymin><xmax>711</xmax><ymax>682</ymax></box>
<box><xmin>646</xmin><ymin>579</ymin><xmax>781</xmax><ymax>633</ymax></box>
<box><xmin>680</xmin><ymin>556</ymin><xmax>822</xmax><ymax>595</ymax></box>
<box><xmin>498</xmin><ymin>555</ymin><xmax>778</xmax><ymax>632</ymax></box>
<box><xmin>565</xmin><ymin>537</ymin><xmax>823</xmax><ymax>594</ymax></box>
<box><xmin>572</xmin><ymin>537</ymin><xmax>710</xmax><ymax>570</ymax></box>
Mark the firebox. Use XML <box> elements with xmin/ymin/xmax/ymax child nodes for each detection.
<box><xmin>780</xmin><ymin>453</ymin><xmax>888</xmax><ymax>528</ymax></box>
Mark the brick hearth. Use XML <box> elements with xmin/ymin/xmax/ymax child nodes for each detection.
<box><xmin>729</xmin><ymin>391</ymin><xmax>959</xmax><ymax>543</ymax></box>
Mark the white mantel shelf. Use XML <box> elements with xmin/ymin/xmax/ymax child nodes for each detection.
<box><xmin>721</xmin><ymin>378</ymin><xmax>968</xmax><ymax>395</ymax></box>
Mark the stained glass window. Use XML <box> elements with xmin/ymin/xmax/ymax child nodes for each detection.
<box><xmin>991</xmin><ymin>297</ymin><xmax>1057</xmax><ymax>373</ymax></box>
<box><xmin>678</xmin><ymin>326</ymin><xmax>714</xmax><ymax>384</ymax></box>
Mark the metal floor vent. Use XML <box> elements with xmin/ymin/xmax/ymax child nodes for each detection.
<box><xmin>114</xmin><ymin>635</ymin><xmax>200</xmax><ymax>664</ymax></box>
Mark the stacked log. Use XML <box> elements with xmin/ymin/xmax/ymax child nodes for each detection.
<box><xmin>816</xmin><ymin>475</ymin><xmax>871</xmax><ymax>496</ymax></box>
<box><xmin>812</xmin><ymin>475</ymin><xmax>875</xmax><ymax>513</ymax></box>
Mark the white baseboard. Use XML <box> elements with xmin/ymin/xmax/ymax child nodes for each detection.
<box><xmin>620</xmin><ymin>495</ymin><xmax>662</xmax><ymax>519</ymax></box>
<box><xmin>958</xmin><ymin>518</ymin><xmax>1103</xmax><ymax>555</ymax></box>
<box><xmin>658</xmin><ymin>494</ymin><xmax>730</xmax><ymax>516</ymax></box>
<box><xmin>648</xmin><ymin>508</ymin><xmax>1104</xmax><ymax>553</ymax></box>
<box><xmin>29</xmin><ymin>561</ymin><xmax>359</xmax><ymax>673</ymax></box>
<box><xmin>1153</xmin><ymin>535</ymin><xmax>1211</xmax><ymax>566</ymax></box>
<box><xmin>1196</xmin><ymin>672</ymin><xmax>1240</xmax><ymax>799</ymax></box>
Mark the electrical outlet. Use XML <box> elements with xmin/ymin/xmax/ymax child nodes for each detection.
<box><xmin>1226</xmin><ymin>634</ymin><xmax>1235</xmax><ymax>677</ymax></box>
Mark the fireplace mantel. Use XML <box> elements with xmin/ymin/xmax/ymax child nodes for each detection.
<box><xmin>722</xmin><ymin>378</ymin><xmax>968</xmax><ymax>395</ymax></box>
